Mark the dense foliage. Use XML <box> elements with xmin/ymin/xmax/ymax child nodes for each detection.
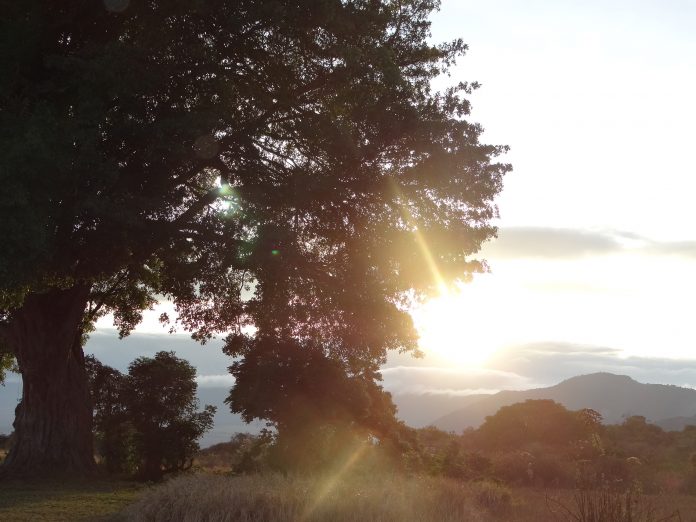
<box><xmin>86</xmin><ymin>352</ymin><xmax>215</xmax><ymax>480</ymax></box>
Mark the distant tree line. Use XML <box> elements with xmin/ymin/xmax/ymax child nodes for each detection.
<box><xmin>408</xmin><ymin>400</ymin><xmax>696</xmax><ymax>494</ymax></box>
<box><xmin>193</xmin><ymin>398</ymin><xmax>696</xmax><ymax>497</ymax></box>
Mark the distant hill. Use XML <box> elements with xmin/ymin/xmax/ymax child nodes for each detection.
<box><xmin>431</xmin><ymin>373</ymin><xmax>696</xmax><ymax>433</ymax></box>
<box><xmin>391</xmin><ymin>393</ymin><xmax>489</xmax><ymax>428</ymax></box>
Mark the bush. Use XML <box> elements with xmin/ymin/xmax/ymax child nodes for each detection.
<box><xmin>470</xmin><ymin>480</ymin><xmax>512</xmax><ymax>513</ymax></box>
<box><xmin>533</xmin><ymin>454</ymin><xmax>575</xmax><ymax>488</ymax></box>
<box><xmin>490</xmin><ymin>451</ymin><xmax>534</xmax><ymax>485</ymax></box>
<box><xmin>196</xmin><ymin>432</ymin><xmax>272</xmax><ymax>473</ymax></box>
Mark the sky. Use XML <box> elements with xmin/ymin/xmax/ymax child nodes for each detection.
<box><xmin>411</xmin><ymin>0</ymin><xmax>696</xmax><ymax>366</ymax></box>
<box><xmin>4</xmin><ymin>0</ymin><xmax>696</xmax><ymax>442</ymax></box>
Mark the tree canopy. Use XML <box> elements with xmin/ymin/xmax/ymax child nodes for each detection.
<box><xmin>476</xmin><ymin>400</ymin><xmax>600</xmax><ymax>450</ymax></box>
<box><xmin>0</xmin><ymin>0</ymin><xmax>509</xmax><ymax>476</ymax></box>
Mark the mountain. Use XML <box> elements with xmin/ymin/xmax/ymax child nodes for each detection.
<box><xmin>431</xmin><ymin>373</ymin><xmax>696</xmax><ymax>433</ymax></box>
<box><xmin>391</xmin><ymin>393</ymin><xmax>490</xmax><ymax>428</ymax></box>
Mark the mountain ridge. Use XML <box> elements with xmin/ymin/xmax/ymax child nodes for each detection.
<box><xmin>430</xmin><ymin>372</ymin><xmax>696</xmax><ymax>432</ymax></box>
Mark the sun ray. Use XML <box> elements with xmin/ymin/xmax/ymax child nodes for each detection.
<box><xmin>299</xmin><ymin>443</ymin><xmax>369</xmax><ymax>521</ymax></box>
<box><xmin>389</xmin><ymin>178</ymin><xmax>449</xmax><ymax>296</ymax></box>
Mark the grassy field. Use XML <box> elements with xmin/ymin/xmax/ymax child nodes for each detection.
<box><xmin>120</xmin><ymin>473</ymin><xmax>696</xmax><ymax>521</ymax></box>
<box><xmin>2</xmin><ymin>473</ymin><xmax>696</xmax><ymax>521</ymax></box>
<box><xmin>0</xmin><ymin>478</ymin><xmax>142</xmax><ymax>521</ymax></box>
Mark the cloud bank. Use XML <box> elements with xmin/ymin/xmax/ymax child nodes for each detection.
<box><xmin>380</xmin><ymin>366</ymin><xmax>536</xmax><ymax>396</ymax></box>
<box><xmin>381</xmin><ymin>342</ymin><xmax>696</xmax><ymax>398</ymax></box>
<box><xmin>482</xmin><ymin>227</ymin><xmax>696</xmax><ymax>260</ymax></box>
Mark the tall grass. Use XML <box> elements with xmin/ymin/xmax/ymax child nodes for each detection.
<box><xmin>118</xmin><ymin>472</ymin><xmax>696</xmax><ymax>522</ymax></box>
<box><xmin>547</xmin><ymin>487</ymin><xmax>682</xmax><ymax>522</ymax></box>
<box><xmin>120</xmin><ymin>473</ymin><xmax>492</xmax><ymax>522</ymax></box>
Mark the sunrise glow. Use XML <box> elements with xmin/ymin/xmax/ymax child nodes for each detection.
<box><xmin>410</xmin><ymin>275</ymin><xmax>514</xmax><ymax>367</ymax></box>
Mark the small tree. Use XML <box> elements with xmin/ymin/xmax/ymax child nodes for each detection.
<box><xmin>477</xmin><ymin>400</ymin><xmax>591</xmax><ymax>450</ymax></box>
<box><xmin>123</xmin><ymin>352</ymin><xmax>215</xmax><ymax>481</ymax></box>
<box><xmin>86</xmin><ymin>352</ymin><xmax>215</xmax><ymax>480</ymax></box>
<box><xmin>228</xmin><ymin>337</ymin><xmax>403</xmax><ymax>471</ymax></box>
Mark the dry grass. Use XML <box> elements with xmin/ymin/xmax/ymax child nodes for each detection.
<box><xmin>118</xmin><ymin>474</ymin><xmax>696</xmax><ymax>522</ymax></box>
<box><xmin>120</xmin><ymin>473</ymin><xmax>491</xmax><ymax>522</ymax></box>
<box><xmin>546</xmin><ymin>488</ymin><xmax>683</xmax><ymax>522</ymax></box>
<box><xmin>0</xmin><ymin>472</ymin><xmax>692</xmax><ymax>521</ymax></box>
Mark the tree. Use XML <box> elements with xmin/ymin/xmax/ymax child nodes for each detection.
<box><xmin>0</xmin><ymin>0</ymin><xmax>509</xmax><ymax>476</ymax></box>
<box><xmin>86</xmin><ymin>352</ymin><xmax>214</xmax><ymax>480</ymax></box>
<box><xmin>477</xmin><ymin>400</ymin><xmax>591</xmax><ymax>450</ymax></box>
<box><xmin>85</xmin><ymin>355</ymin><xmax>131</xmax><ymax>474</ymax></box>
<box><xmin>228</xmin><ymin>337</ymin><xmax>404</xmax><ymax>470</ymax></box>
<box><xmin>123</xmin><ymin>352</ymin><xmax>215</xmax><ymax>481</ymax></box>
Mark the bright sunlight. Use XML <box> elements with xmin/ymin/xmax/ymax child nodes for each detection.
<box><xmin>410</xmin><ymin>275</ymin><xmax>514</xmax><ymax>367</ymax></box>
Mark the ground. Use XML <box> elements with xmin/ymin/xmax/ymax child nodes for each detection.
<box><xmin>0</xmin><ymin>479</ymin><xmax>142</xmax><ymax>522</ymax></box>
<box><xmin>1</xmin><ymin>473</ymin><xmax>696</xmax><ymax>521</ymax></box>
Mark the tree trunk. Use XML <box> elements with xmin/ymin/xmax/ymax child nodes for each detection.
<box><xmin>0</xmin><ymin>285</ymin><xmax>96</xmax><ymax>478</ymax></box>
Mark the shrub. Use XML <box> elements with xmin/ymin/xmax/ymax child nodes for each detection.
<box><xmin>470</xmin><ymin>480</ymin><xmax>512</xmax><ymax>512</ymax></box>
<box><xmin>533</xmin><ymin>454</ymin><xmax>575</xmax><ymax>488</ymax></box>
<box><xmin>490</xmin><ymin>451</ymin><xmax>534</xmax><ymax>485</ymax></box>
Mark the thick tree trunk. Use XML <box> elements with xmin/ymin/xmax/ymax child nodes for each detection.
<box><xmin>0</xmin><ymin>286</ymin><xmax>96</xmax><ymax>478</ymax></box>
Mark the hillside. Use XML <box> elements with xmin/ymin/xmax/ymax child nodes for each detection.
<box><xmin>391</xmin><ymin>393</ymin><xmax>490</xmax><ymax>428</ymax></box>
<box><xmin>432</xmin><ymin>372</ymin><xmax>696</xmax><ymax>432</ymax></box>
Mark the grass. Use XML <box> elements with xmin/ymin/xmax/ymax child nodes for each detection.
<box><xmin>120</xmin><ymin>472</ymin><xmax>491</xmax><ymax>521</ymax></box>
<box><xmin>2</xmin><ymin>473</ymin><xmax>696</xmax><ymax>521</ymax></box>
<box><xmin>0</xmin><ymin>478</ymin><xmax>142</xmax><ymax>522</ymax></box>
<box><xmin>546</xmin><ymin>487</ymin><xmax>683</xmax><ymax>521</ymax></box>
<box><xmin>117</xmin><ymin>473</ymin><xmax>696</xmax><ymax>522</ymax></box>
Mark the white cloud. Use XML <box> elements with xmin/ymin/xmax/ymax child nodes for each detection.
<box><xmin>195</xmin><ymin>374</ymin><xmax>235</xmax><ymax>387</ymax></box>
<box><xmin>380</xmin><ymin>365</ymin><xmax>537</xmax><ymax>396</ymax></box>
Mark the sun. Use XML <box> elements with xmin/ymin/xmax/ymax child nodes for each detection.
<box><xmin>410</xmin><ymin>275</ymin><xmax>511</xmax><ymax>367</ymax></box>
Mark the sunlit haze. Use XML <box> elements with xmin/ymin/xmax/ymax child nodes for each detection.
<box><xmin>413</xmin><ymin>0</ymin><xmax>696</xmax><ymax>366</ymax></box>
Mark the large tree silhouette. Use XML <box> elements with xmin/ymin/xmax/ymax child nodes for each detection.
<box><xmin>0</xmin><ymin>0</ymin><xmax>509</xmax><ymax>477</ymax></box>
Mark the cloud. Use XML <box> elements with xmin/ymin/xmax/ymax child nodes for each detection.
<box><xmin>482</xmin><ymin>227</ymin><xmax>622</xmax><ymax>259</ymax></box>
<box><xmin>380</xmin><ymin>342</ymin><xmax>696</xmax><ymax>398</ymax></box>
<box><xmin>196</xmin><ymin>374</ymin><xmax>235</xmax><ymax>387</ymax></box>
<box><xmin>645</xmin><ymin>240</ymin><xmax>696</xmax><ymax>258</ymax></box>
<box><xmin>481</xmin><ymin>226</ymin><xmax>696</xmax><ymax>260</ymax></box>
<box><xmin>489</xmin><ymin>342</ymin><xmax>696</xmax><ymax>387</ymax></box>
<box><xmin>379</xmin><ymin>365</ymin><xmax>537</xmax><ymax>395</ymax></box>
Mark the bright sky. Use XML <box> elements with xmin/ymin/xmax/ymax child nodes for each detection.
<box><xmin>413</xmin><ymin>0</ymin><xmax>696</xmax><ymax>365</ymax></box>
